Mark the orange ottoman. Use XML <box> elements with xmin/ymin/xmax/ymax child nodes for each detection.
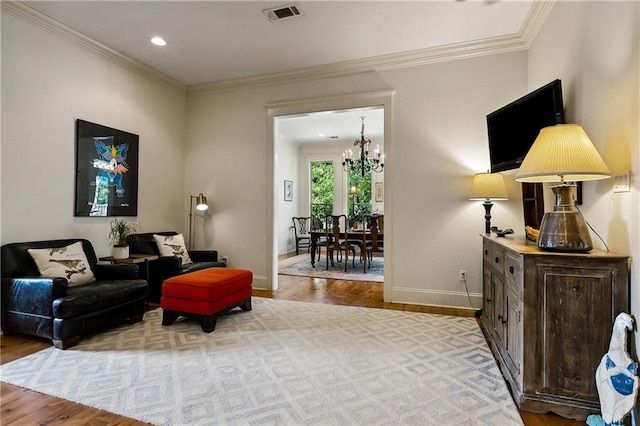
<box><xmin>160</xmin><ymin>268</ymin><xmax>252</xmax><ymax>332</ymax></box>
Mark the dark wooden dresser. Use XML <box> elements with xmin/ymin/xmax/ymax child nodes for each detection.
<box><xmin>480</xmin><ymin>234</ymin><xmax>629</xmax><ymax>420</ymax></box>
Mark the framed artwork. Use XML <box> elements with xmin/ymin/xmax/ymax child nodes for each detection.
<box><xmin>375</xmin><ymin>182</ymin><xmax>384</xmax><ymax>202</ymax></box>
<box><xmin>284</xmin><ymin>180</ymin><xmax>293</xmax><ymax>201</ymax></box>
<box><xmin>74</xmin><ymin>119</ymin><xmax>139</xmax><ymax>217</ymax></box>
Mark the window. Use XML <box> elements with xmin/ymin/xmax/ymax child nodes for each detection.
<box><xmin>310</xmin><ymin>161</ymin><xmax>333</xmax><ymax>219</ymax></box>
<box><xmin>348</xmin><ymin>169</ymin><xmax>372</xmax><ymax>224</ymax></box>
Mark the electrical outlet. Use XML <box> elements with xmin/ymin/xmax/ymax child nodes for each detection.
<box><xmin>222</xmin><ymin>256</ymin><xmax>229</xmax><ymax>265</ymax></box>
<box><xmin>459</xmin><ymin>270</ymin><xmax>467</xmax><ymax>281</ymax></box>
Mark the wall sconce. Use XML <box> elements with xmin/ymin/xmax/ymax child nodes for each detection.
<box><xmin>470</xmin><ymin>171</ymin><xmax>508</xmax><ymax>234</ymax></box>
<box><xmin>515</xmin><ymin>124</ymin><xmax>610</xmax><ymax>252</ymax></box>
<box><xmin>188</xmin><ymin>193</ymin><xmax>208</xmax><ymax>250</ymax></box>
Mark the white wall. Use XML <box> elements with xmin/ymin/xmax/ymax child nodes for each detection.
<box><xmin>1</xmin><ymin>12</ymin><xmax>187</xmax><ymax>256</ymax></box>
<box><xmin>187</xmin><ymin>52</ymin><xmax>528</xmax><ymax>304</ymax></box>
<box><xmin>375</xmin><ymin>54</ymin><xmax>527</xmax><ymax>306</ymax></box>
<box><xmin>526</xmin><ymin>1</ymin><xmax>640</xmax><ymax>338</ymax></box>
<box><xmin>275</xmin><ymin>133</ymin><xmax>297</xmax><ymax>255</ymax></box>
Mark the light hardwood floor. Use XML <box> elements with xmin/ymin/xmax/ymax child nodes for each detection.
<box><xmin>0</xmin><ymin>256</ymin><xmax>584</xmax><ymax>426</ymax></box>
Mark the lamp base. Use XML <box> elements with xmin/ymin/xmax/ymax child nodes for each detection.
<box><xmin>482</xmin><ymin>200</ymin><xmax>493</xmax><ymax>235</ymax></box>
<box><xmin>536</xmin><ymin>185</ymin><xmax>592</xmax><ymax>253</ymax></box>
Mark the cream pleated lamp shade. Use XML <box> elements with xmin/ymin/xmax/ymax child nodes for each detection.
<box><xmin>514</xmin><ymin>124</ymin><xmax>611</xmax><ymax>183</ymax></box>
<box><xmin>469</xmin><ymin>172</ymin><xmax>508</xmax><ymax>200</ymax></box>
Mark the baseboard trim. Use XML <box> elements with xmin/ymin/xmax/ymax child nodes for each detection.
<box><xmin>391</xmin><ymin>287</ymin><xmax>482</xmax><ymax>313</ymax></box>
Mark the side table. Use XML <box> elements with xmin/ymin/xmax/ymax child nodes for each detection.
<box><xmin>99</xmin><ymin>254</ymin><xmax>158</xmax><ymax>280</ymax></box>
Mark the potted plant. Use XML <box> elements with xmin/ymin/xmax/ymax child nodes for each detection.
<box><xmin>108</xmin><ymin>217</ymin><xmax>139</xmax><ymax>259</ymax></box>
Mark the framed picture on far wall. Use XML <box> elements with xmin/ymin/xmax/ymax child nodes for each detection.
<box><xmin>284</xmin><ymin>180</ymin><xmax>293</xmax><ymax>201</ymax></box>
<box><xmin>375</xmin><ymin>182</ymin><xmax>384</xmax><ymax>202</ymax></box>
<box><xmin>74</xmin><ymin>119</ymin><xmax>139</xmax><ymax>217</ymax></box>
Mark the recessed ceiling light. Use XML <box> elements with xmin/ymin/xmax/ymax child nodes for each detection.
<box><xmin>150</xmin><ymin>36</ymin><xmax>167</xmax><ymax>46</ymax></box>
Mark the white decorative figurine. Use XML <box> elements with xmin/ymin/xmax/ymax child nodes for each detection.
<box><xmin>587</xmin><ymin>313</ymin><xmax>638</xmax><ymax>426</ymax></box>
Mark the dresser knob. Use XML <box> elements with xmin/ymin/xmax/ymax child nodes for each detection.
<box><xmin>495</xmin><ymin>257</ymin><xmax>499</xmax><ymax>264</ymax></box>
<box><xmin>509</xmin><ymin>266</ymin><xmax>514</xmax><ymax>274</ymax></box>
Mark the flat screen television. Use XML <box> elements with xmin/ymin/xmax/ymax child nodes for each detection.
<box><xmin>487</xmin><ymin>79</ymin><xmax>565</xmax><ymax>173</ymax></box>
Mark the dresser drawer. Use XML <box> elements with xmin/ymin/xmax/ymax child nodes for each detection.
<box><xmin>504</xmin><ymin>251</ymin><xmax>523</xmax><ymax>296</ymax></box>
<box><xmin>490</xmin><ymin>244</ymin><xmax>505</xmax><ymax>274</ymax></box>
<box><xmin>483</xmin><ymin>240</ymin><xmax>492</xmax><ymax>264</ymax></box>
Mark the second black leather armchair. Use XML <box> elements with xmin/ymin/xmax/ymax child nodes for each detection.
<box><xmin>128</xmin><ymin>231</ymin><xmax>225</xmax><ymax>303</ymax></box>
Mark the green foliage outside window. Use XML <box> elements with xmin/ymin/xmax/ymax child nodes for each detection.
<box><xmin>348</xmin><ymin>169</ymin><xmax>372</xmax><ymax>224</ymax></box>
<box><xmin>310</xmin><ymin>161</ymin><xmax>333</xmax><ymax>219</ymax></box>
<box><xmin>309</xmin><ymin>161</ymin><xmax>373</xmax><ymax>226</ymax></box>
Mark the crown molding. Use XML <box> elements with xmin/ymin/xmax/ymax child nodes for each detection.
<box><xmin>4</xmin><ymin>0</ymin><xmax>554</xmax><ymax>97</ymax></box>
<box><xmin>187</xmin><ymin>33</ymin><xmax>530</xmax><ymax>96</ymax></box>
<box><xmin>519</xmin><ymin>0</ymin><xmax>556</xmax><ymax>48</ymax></box>
<box><xmin>2</xmin><ymin>1</ymin><xmax>187</xmax><ymax>95</ymax></box>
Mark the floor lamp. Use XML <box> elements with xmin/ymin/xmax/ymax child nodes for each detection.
<box><xmin>188</xmin><ymin>193</ymin><xmax>208</xmax><ymax>250</ymax></box>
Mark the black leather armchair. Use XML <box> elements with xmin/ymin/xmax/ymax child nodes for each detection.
<box><xmin>1</xmin><ymin>239</ymin><xmax>148</xmax><ymax>349</ymax></box>
<box><xmin>128</xmin><ymin>231</ymin><xmax>225</xmax><ymax>303</ymax></box>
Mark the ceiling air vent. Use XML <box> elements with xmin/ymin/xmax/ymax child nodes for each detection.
<box><xmin>263</xmin><ymin>4</ymin><xmax>303</xmax><ymax>23</ymax></box>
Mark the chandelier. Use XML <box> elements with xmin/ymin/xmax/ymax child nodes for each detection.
<box><xmin>342</xmin><ymin>116</ymin><xmax>384</xmax><ymax>177</ymax></box>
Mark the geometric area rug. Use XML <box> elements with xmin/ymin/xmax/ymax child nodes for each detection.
<box><xmin>279</xmin><ymin>253</ymin><xmax>384</xmax><ymax>283</ymax></box>
<box><xmin>0</xmin><ymin>298</ymin><xmax>523</xmax><ymax>425</ymax></box>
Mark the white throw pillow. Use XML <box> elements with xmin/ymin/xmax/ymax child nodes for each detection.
<box><xmin>28</xmin><ymin>241</ymin><xmax>96</xmax><ymax>286</ymax></box>
<box><xmin>153</xmin><ymin>234</ymin><xmax>192</xmax><ymax>265</ymax></box>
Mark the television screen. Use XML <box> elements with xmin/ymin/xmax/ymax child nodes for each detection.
<box><xmin>487</xmin><ymin>79</ymin><xmax>565</xmax><ymax>173</ymax></box>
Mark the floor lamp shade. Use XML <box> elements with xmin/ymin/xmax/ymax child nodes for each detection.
<box><xmin>195</xmin><ymin>193</ymin><xmax>208</xmax><ymax>211</ymax></box>
<box><xmin>470</xmin><ymin>172</ymin><xmax>508</xmax><ymax>234</ymax></box>
<box><xmin>514</xmin><ymin>124</ymin><xmax>611</xmax><ymax>252</ymax></box>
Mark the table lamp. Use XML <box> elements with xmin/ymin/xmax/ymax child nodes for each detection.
<box><xmin>470</xmin><ymin>171</ymin><xmax>508</xmax><ymax>234</ymax></box>
<box><xmin>514</xmin><ymin>124</ymin><xmax>610</xmax><ymax>252</ymax></box>
<box><xmin>350</xmin><ymin>186</ymin><xmax>358</xmax><ymax>216</ymax></box>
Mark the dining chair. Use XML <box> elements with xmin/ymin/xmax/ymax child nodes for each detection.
<box><xmin>310</xmin><ymin>214</ymin><xmax>327</xmax><ymax>263</ymax></box>
<box><xmin>325</xmin><ymin>214</ymin><xmax>359</xmax><ymax>271</ymax></box>
<box><xmin>292</xmin><ymin>217</ymin><xmax>312</xmax><ymax>255</ymax></box>
<box><xmin>363</xmin><ymin>214</ymin><xmax>384</xmax><ymax>272</ymax></box>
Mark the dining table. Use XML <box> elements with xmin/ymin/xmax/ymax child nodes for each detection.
<box><xmin>309</xmin><ymin>229</ymin><xmax>383</xmax><ymax>267</ymax></box>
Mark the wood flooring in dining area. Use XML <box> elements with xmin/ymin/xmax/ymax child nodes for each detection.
<box><xmin>0</xmin><ymin>256</ymin><xmax>584</xmax><ymax>426</ymax></box>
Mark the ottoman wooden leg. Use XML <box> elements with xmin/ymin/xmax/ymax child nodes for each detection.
<box><xmin>240</xmin><ymin>297</ymin><xmax>252</xmax><ymax>312</ymax></box>
<box><xmin>197</xmin><ymin>314</ymin><xmax>218</xmax><ymax>333</ymax></box>
<box><xmin>162</xmin><ymin>310</ymin><xmax>179</xmax><ymax>326</ymax></box>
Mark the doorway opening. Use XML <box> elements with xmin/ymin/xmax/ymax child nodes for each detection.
<box><xmin>267</xmin><ymin>92</ymin><xmax>393</xmax><ymax>301</ymax></box>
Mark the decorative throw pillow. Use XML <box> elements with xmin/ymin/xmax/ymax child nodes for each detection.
<box><xmin>27</xmin><ymin>241</ymin><xmax>96</xmax><ymax>286</ymax></box>
<box><xmin>153</xmin><ymin>234</ymin><xmax>192</xmax><ymax>265</ymax></box>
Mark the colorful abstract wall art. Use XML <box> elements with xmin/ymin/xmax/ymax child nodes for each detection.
<box><xmin>74</xmin><ymin>119</ymin><xmax>139</xmax><ymax>217</ymax></box>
